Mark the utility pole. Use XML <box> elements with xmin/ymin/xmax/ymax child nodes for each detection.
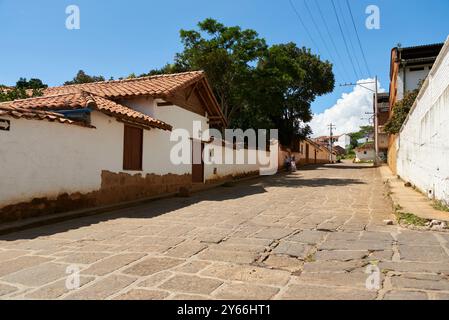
<box><xmin>328</xmin><ymin>123</ymin><xmax>336</xmax><ymax>163</ymax></box>
<box><xmin>340</xmin><ymin>77</ymin><xmax>379</xmax><ymax>166</ymax></box>
<box><xmin>374</xmin><ymin>76</ymin><xmax>379</xmax><ymax>167</ymax></box>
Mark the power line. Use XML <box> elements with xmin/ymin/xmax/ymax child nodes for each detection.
<box><xmin>330</xmin><ymin>0</ymin><xmax>359</xmax><ymax>80</ymax></box>
<box><xmin>302</xmin><ymin>0</ymin><xmax>345</xmax><ymax>82</ymax></box>
<box><xmin>335</xmin><ymin>0</ymin><xmax>364</xmax><ymax>78</ymax></box>
<box><xmin>314</xmin><ymin>0</ymin><xmax>351</xmax><ymax>82</ymax></box>
<box><xmin>345</xmin><ymin>0</ymin><xmax>372</xmax><ymax>76</ymax></box>
<box><xmin>288</xmin><ymin>0</ymin><xmax>321</xmax><ymax>56</ymax></box>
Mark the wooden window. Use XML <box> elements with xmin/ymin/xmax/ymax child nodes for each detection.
<box><xmin>123</xmin><ymin>125</ymin><xmax>143</xmax><ymax>171</ymax></box>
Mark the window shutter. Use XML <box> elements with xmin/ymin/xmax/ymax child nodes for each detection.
<box><xmin>123</xmin><ymin>125</ymin><xmax>143</xmax><ymax>171</ymax></box>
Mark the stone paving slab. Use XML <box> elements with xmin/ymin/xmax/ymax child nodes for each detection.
<box><xmin>159</xmin><ymin>275</ymin><xmax>223</xmax><ymax>295</ymax></box>
<box><xmin>1</xmin><ymin>163</ymin><xmax>449</xmax><ymax>300</ymax></box>
<box><xmin>64</xmin><ymin>275</ymin><xmax>137</xmax><ymax>300</ymax></box>
<box><xmin>280</xmin><ymin>284</ymin><xmax>377</xmax><ymax>300</ymax></box>
<box><xmin>213</xmin><ymin>283</ymin><xmax>279</xmax><ymax>300</ymax></box>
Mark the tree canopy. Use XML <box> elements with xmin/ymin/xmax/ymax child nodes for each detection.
<box><xmin>144</xmin><ymin>18</ymin><xmax>335</xmax><ymax>146</ymax></box>
<box><xmin>64</xmin><ymin>70</ymin><xmax>105</xmax><ymax>85</ymax></box>
<box><xmin>348</xmin><ymin>125</ymin><xmax>374</xmax><ymax>150</ymax></box>
<box><xmin>0</xmin><ymin>78</ymin><xmax>47</xmax><ymax>102</ymax></box>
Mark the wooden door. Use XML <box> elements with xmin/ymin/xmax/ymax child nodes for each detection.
<box><xmin>123</xmin><ymin>125</ymin><xmax>143</xmax><ymax>171</ymax></box>
<box><xmin>192</xmin><ymin>141</ymin><xmax>204</xmax><ymax>183</ymax></box>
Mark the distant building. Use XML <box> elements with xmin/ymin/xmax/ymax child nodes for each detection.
<box><xmin>375</xmin><ymin>92</ymin><xmax>390</xmax><ymax>162</ymax></box>
<box><xmin>332</xmin><ymin>145</ymin><xmax>347</xmax><ymax>156</ymax></box>
<box><xmin>314</xmin><ymin>133</ymin><xmax>351</xmax><ymax>150</ymax></box>
<box><xmin>336</xmin><ymin>134</ymin><xmax>351</xmax><ymax>150</ymax></box>
<box><xmin>355</xmin><ymin>143</ymin><xmax>375</xmax><ymax>163</ymax></box>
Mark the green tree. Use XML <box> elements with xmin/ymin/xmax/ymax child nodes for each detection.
<box><xmin>140</xmin><ymin>64</ymin><xmax>184</xmax><ymax>77</ymax></box>
<box><xmin>250</xmin><ymin>43</ymin><xmax>335</xmax><ymax>146</ymax></box>
<box><xmin>165</xmin><ymin>19</ymin><xmax>334</xmax><ymax>146</ymax></box>
<box><xmin>64</xmin><ymin>70</ymin><xmax>105</xmax><ymax>85</ymax></box>
<box><xmin>0</xmin><ymin>78</ymin><xmax>47</xmax><ymax>102</ymax></box>
<box><xmin>173</xmin><ymin>18</ymin><xmax>268</xmax><ymax>124</ymax></box>
<box><xmin>348</xmin><ymin>125</ymin><xmax>374</xmax><ymax>150</ymax></box>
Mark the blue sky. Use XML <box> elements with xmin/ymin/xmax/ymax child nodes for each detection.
<box><xmin>1</xmin><ymin>0</ymin><xmax>448</xmax><ymax>133</ymax></box>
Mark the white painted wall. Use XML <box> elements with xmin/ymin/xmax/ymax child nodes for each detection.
<box><xmin>0</xmin><ymin>112</ymin><xmax>119</xmax><ymax>207</ymax></box>
<box><xmin>203</xmin><ymin>141</ymin><xmax>269</xmax><ymax>182</ymax></box>
<box><xmin>336</xmin><ymin>134</ymin><xmax>351</xmax><ymax>149</ymax></box>
<box><xmin>0</xmin><ymin>110</ymin><xmax>195</xmax><ymax>207</ymax></box>
<box><xmin>397</xmin><ymin>64</ymin><xmax>433</xmax><ymax>100</ymax></box>
<box><xmin>0</xmin><ymin>95</ymin><xmax>270</xmax><ymax>208</ymax></box>
<box><xmin>396</xmin><ymin>37</ymin><xmax>449</xmax><ymax>204</ymax></box>
<box><xmin>355</xmin><ymin>149</ymin><xmax>375</xmax><ymax>162</ymax></box>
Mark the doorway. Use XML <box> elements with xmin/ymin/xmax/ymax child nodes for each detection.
<box><xmin>192</xmin><ymin>140</ymin><xmax>204</xmax><ymax>183</ymax></box>
<box><xmin>305</xmin><ymin>144</ymin><xmax>310</xmax><ymax>164</ymax></box>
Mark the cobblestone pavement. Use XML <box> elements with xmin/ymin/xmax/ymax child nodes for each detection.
<box><xmin>1</xmin><ymin>163</ymin><xmax>449</xmax><ymax>300</ymax></box>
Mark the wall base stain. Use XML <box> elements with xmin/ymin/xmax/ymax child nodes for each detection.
<box><xmin>205</xmin><ymin>171</ymin><xmax>260</xmax><ymax>185</ymax></box>
<box><xmin>0</xmin><ymin>171</ymin><xmax>192</xmax><ymax>223</ymax></box>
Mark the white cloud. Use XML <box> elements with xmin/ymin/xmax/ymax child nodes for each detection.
<box><xmin>310</xmin><ymin>78</ymin><xmax>386</xmax><ymax>137</ymax></box>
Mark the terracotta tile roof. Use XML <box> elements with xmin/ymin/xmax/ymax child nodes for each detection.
<box><xmin>4</xmin><ymin>91</ymin><xmax>94</xmax><ymax>110</ymax></box>
<box><xmin>2</xmin><ymin>91</ymin><xmax>172</xmax><ymax>131</ymax></box>
<box><xmin>0</xmin><ymin>104</ymin><xmax>89</xmax><ymax>127</ymax></box>
<box><xmin>44</xmin><ymin>71</ymin><xmax>206</xmax><ymax>99</ymax></box>
<box><xmin>91</xmin><ymin>95</ymin><xmax>172</xmax><ymax>131</ymax></box>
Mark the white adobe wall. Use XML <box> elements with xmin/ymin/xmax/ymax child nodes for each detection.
<box><xmin>203</xmin><ymin>141</ymin><xmax>270</xmax><ymax>182</ymax></box>
<box><xmin>336</xmin><ymin>134</ymin><xmax>351</xmax><ymax>149</ymax></box>
<box><xmin>396</xmin><ymin>38</ymin><xmax>449</xmax><ymax>204</ymax></box>
<box><xmin>0</xmin><ymin>112</ymin><xmax>117</xmax><ymax>207</ymax></box>
<box><xmin>0</xmin><ymin>94</ymin><xmax>277</xmax><ymax>207</ymax></box>
<box><xmin>356</xmin><ymin>149</ymin><xmax>375</xmax><ymax>162</ymax></box>
<box><xmin>0</xmin><ymin>110</ymin><xmax>192</xmax><ymax>207</ymax></box>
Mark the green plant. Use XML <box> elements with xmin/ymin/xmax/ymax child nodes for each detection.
<box><xmin>432</xmin><ymin>200</ymin><xmax>449</xmax><ymax>212</ymax></box>
<box><xmin>384</xmin><ymin>86</ymin><xmax>421</xmax><ymax>135</ymax></box>
<box><xmin>395</xmin><ymin>212</ymin><xmax>428</xmax><ymax>227</ymax></box>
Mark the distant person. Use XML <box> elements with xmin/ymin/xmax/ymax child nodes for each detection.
<box><xmin>291</xmin><ymin>156</ymin><xmax>297</xmax><ymax>172</ymax></box>
<box><xmin>284</xmin><ymin>155</ymin><xmax>291</xmax><ymax>171</ymax></box>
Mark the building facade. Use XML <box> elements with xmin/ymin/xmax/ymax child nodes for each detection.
<box><xmin>387</xmin><ymin>42</ymin><xmax>444</xmax><ymax>172</ymax></box>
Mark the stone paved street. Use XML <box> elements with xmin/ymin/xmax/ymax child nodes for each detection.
<box><xmin>1</xmin><ymin>163</ymin><xmax>449</xmax><ymax>300</ymax></box>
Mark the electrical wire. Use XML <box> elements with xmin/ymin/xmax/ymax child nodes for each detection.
<box><xmin>330</xmin><ymin>0</ymin><xmax>360</xmax><ymax>80</ymax></box>
<box><xmin>335</xmin><ymin>0</ymin><xmax>364</xmax><ymax>78</ymax></box>
<box><xmin>345</xmin><ymin>0</ymin><xmax>372</xmax><ymax>76</ymax></box>
<box><xmin>314</xmin><ymin>0</ymin><xmax>352</xmax><ymax>82</ymax></box>
<box><xmin>302</xmin><ymin>0</ymin><xmax>346</xmax><ymax>82</ymax></box>
<box><xmin>288</xmin><ymin>0</ymin><xmax>321</xmax><ymax>56</ymax></box>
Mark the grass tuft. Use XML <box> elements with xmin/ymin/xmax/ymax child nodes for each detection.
<box><xmin>395</xmin><ymin>212</ymin><xmax>428</xmax><ymax>227</ymax></box>
<box><xmin>432</xmin><ymin>200</ymin><xmax>449</xmax><ymax>213</ymax></box>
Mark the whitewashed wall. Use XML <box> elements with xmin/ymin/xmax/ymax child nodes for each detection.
<box><xmin>356</xmin><ymin>149</ymin><xmax>375</xmax><ymax>162</ymax></box>
<box><xmin>336</xmin><ymin>134</ymin><xmax>351</xmax><ymax>149</ymax></box>
<box><xmin>204</xmin><ymin>141</ymin><xmax>272</xmax><ymax>182</ymax></box>
<box><xmin>0</xmin><ymin>96</ymin><xmax>272</xmax><ymax>207</ymax></box>
<box><xmin>397</xmin><ymin>65</ymin><xmax>433</xmax><ymax>101</ymax></box>
<box><xmin>0</xmin><ymin>110</ymin><xmax>193</xmax><ymax>207</ymax></box>
<box><xmin>396</xmin><ymin>37</ymin><xmax>449</xmax><ymax>204</ymax></box>
<box><xmin>1</xmin><ymin>112</ymin><xmax>116</xmax><ymax>207</ymax></box>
